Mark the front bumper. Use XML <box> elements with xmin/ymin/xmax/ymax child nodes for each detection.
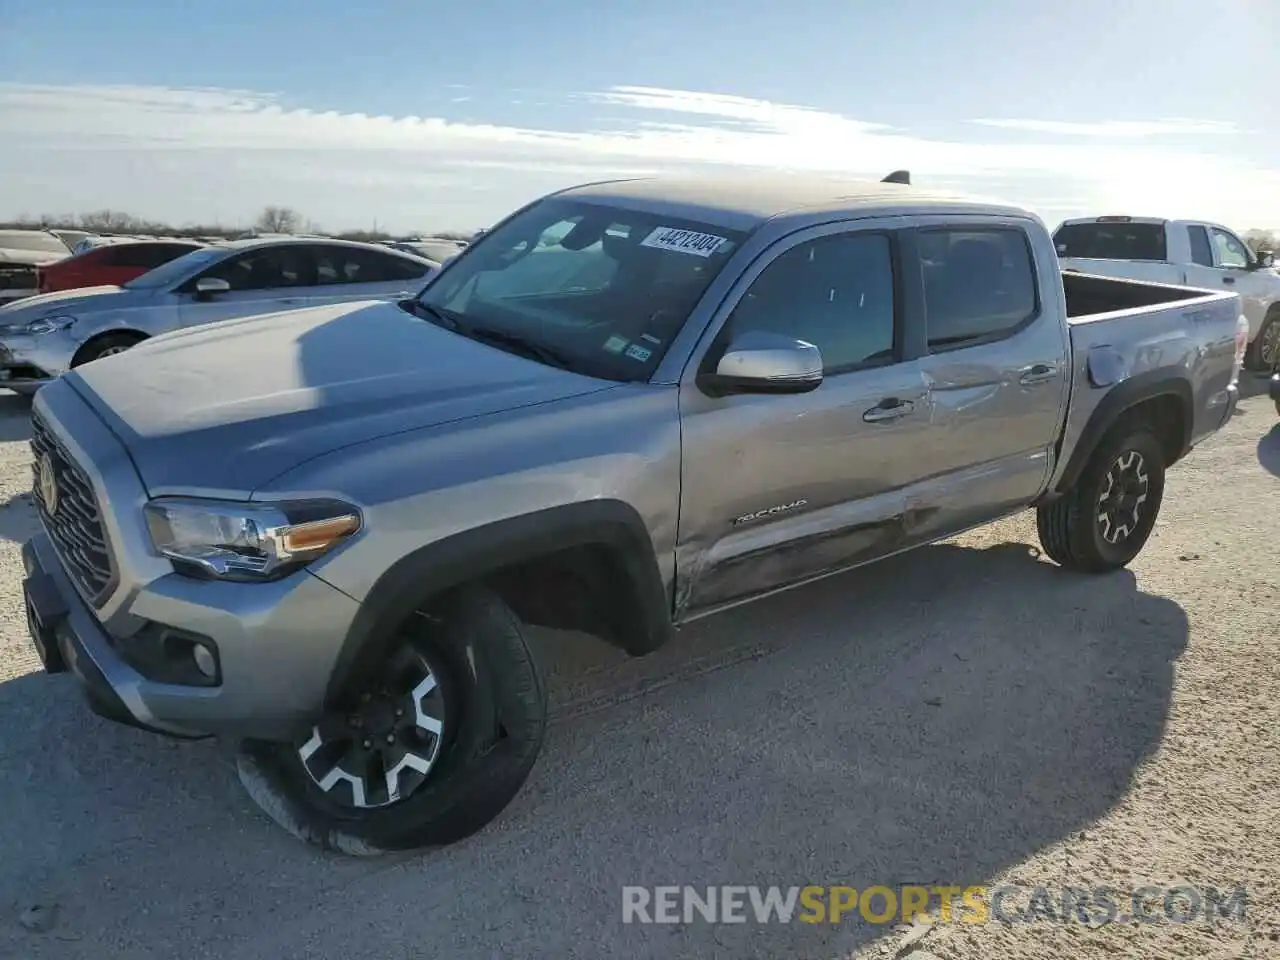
<box><xmin>22</xmin><ymin>534</ymin><xmax>198</xmax><ymax>737</ymax></box>
<box><xmin>22</xmin><ymin>530</ymin><xmax>362</xmax><ymax>740</ymax></box>
<box><xmin>21</xmin><ymin>381</ymin><xmax>365</xmax><ymax>741</ymax></box>
<box><xmin>0</xmin><ymin>330</ymin><xmax>74</xmax><ymax>386</ymax></box>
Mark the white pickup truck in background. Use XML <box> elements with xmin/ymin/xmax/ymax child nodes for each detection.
<box><xmin>1054</xmin><ymin>216</ymin><xmax>1280</xmax><ymax>370</ymax></box>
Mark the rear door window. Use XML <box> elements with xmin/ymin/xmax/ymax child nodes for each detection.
<box><xmin>920</xmin><ymin>228</ymin><xmax>1039</xmax><ymax>351</ymax></box>
<box><xmin>1053</xmin><ymin>222</ymin><xmax>1167</xmax><ymax>261</ymax></box>
<box><xmin>315</xmin><ymin>246</ymin><xmax>428</xmax><ymax>284</ymax></box>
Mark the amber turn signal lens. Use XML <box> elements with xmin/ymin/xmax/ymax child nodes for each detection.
<box><xmin>281</xmin><ymin>514</ymin><xmax>360</xmax><ymax>553</ymax></box>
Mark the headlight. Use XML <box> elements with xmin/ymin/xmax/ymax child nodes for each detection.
<box><xmin>144</xmin><ymin>497</ymin><xmax>361</xmax><ymax>581</ymax></box>
<box><xmin>25</xmin><ymin>315</ymin><xmax>77</xmax><ymax>335</ymax></box>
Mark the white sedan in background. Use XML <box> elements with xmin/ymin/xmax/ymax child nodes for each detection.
<box><xmin>0</xmin><ymin>237</ymin><xmax>439</xmax><ymax>394</ymax></box>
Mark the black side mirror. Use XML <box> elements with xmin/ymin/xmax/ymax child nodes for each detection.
<box><xmin>1254</xmin><ymin>250</ymin><xmax>1275</xmax><ymax>270</ymax></box>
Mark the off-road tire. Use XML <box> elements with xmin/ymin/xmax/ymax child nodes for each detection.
<box><xmin>236</xmin><ymin>585</ymin><xmax>546</xmax><ymax>855</ymax></box>
<box><xmin>1036</xmin><ymin>423</ymin><xmax>1166</xmax><ymax>574</ymax></box>
<box><xmin>1245</xmin><ymin>308</ymin><xmax>1280</xmax><ymax>372</ymax></box>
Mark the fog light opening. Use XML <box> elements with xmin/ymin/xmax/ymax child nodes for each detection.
<box><xmin>192</xmin><ymin>643</ymin><xmax>218</xmax><ymax>679</ymax></box>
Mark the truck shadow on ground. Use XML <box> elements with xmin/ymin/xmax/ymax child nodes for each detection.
<box><xmin>0</xmin><ymin>391</ymin><xmax>33</xmax><ymax>442</ymax></box>
<box><xmin>0</xmin><ymin>536</ymin><xmax>1187</xmax><ymax>960</ymax></box>
<box><xmin>1258</xmin><ymin>423</ymin><xmax>1280</xmax><ymax>479</ymax></box>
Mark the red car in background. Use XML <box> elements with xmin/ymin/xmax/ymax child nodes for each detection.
<box><xmin>37</xmin><ymin>239</ymin><xmax>205</xmax><ymax>293</ymax></box>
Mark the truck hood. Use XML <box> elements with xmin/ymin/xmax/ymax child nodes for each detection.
<box><xmin>0</xmin><ymin>284</ymin><xmax>143</xmax><ymax>322</ymax></box>
<box><xmin>66</xmin><ymin>299</ymin><xmax>616</xmax><ymax>495</ymax></box>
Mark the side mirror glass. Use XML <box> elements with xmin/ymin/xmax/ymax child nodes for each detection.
<box><xmin>194</xmin><ymin>276</ymin><xmax>230</xmax><ymax>297</ymax></box>
<box><xmin>699</xmin><ymin>330</ymin><xmax>824</xmax><ymax>396</ymax></box>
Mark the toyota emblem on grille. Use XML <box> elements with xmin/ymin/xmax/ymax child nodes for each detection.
<box><xmin>37</xmin><ymin>453</ymin><xmax>59</xmax><ymax>516</ymax></box>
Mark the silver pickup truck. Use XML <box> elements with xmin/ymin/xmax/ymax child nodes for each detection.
<box><xmin>21</xmin><ymin>172</ymin><xmax>1242</xmax><ymax>855</ymax></box>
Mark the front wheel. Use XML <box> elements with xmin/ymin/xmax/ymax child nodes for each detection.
<box><xmin>1246</xmin><ymin>310</ymin><xmax>1280</xmax><ymax>372</ymax></box>
<box><xmin>236</xmin><ymin>585</ymin><xmax>547</xmax><ymax>855</ymax></box>
<box><xmin>1036</xmin><ymin>426</ymin><xmax>1166</xmax><ymax>573</ymax></box>
<box><xmin>71</xmin><ymin>332</ymin><xmax>147</xmax><ymax>367</ymax></box>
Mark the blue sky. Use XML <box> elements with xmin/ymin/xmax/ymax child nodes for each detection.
<box><xmin>2</xmin><ymin>0</ymin><xmax>1277</xmax><ymax>232</ymax></box>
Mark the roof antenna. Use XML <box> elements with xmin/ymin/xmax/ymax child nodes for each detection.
<box><xmin>881</xmin><ymin>170</ymin><xmax>911</xmax><ymax>185</ymax></box>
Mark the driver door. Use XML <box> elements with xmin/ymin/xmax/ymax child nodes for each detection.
<box><xmin>1185</xmin><ymin>225</ymin><xmax>1271</xmax><ymax>339</ymax></box>
<box><xmin>676</xmin><ymin>221</ymin><xmax>932</xmax><ymax>618</ymax></box>
<box><xmin>177</xmin><ymin>245</ymin><xmax>318</xmax><ymax>329</ymax></box>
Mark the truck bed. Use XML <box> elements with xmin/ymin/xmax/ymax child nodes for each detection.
<box><xmin>1048</xmin><ymin>270</ymin><xmax>1241</xmax><ymax>492</ymax></box>
<box><xmin>1061</xmin><ymin>270</ymin><xmax>1216</xmax><ymax>320</ymax></box>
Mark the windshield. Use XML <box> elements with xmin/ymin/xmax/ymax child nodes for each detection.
<box><xmin>417</xmin><ymin>198</ymin><xmax>747</xmax><ymax>381</ymax></box>
<box><xmin>0</xmin><ymin>231</ymin><xmax>70</xmax><ymax>254</ymax></box>
<box><xmin>124</xmin><ymin>246</ymin><xmax>228</xmax><ymax>289</ymax></box>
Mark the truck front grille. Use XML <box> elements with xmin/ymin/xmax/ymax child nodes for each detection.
<box><xmin>30</xmin><ymin>410</ymin><xmax>116</xmax><ymax>604</ymax></box>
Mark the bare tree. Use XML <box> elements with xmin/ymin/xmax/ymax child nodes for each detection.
<box><xmin>1</xmin><ymin>208</ymin><xmax>470</xmax><ymax>241</ymax></box>
<box><xmin>1244</xmin><ymin>229</ymin><xmax>1278</xmax><ymax>253</ymax></box>
<box><xmin>79</xmin><ymin>209</ymin><xmax>140</xmax><ymax>233</ymax></box>
<box><xmin>254</xmin><ymin>205</ymin><xmax>303</xmax><ymax>235</ymax></box>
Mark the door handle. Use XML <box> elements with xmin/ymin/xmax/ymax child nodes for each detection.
<box><xmin>862</xmin><ymin>397</ymin><xmax>915</xmax><ymax>423</ymax></box>
<box><xmin>1223</xmin><ymin>276</ymin><xmax>1236</xmax><ymax>285</ymax></box>
<box><xmin>1019</xmin><ymin>362</ymin><xmax>1060</xmax><ymax>386</ymax></box>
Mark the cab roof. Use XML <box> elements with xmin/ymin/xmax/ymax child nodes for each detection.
<box><xmin>555</xmin><ymin>173</ymin><xmax>1032</xmax><ymax>232</ymax></box>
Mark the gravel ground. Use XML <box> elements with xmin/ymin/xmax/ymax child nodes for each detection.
<box><xmin>0</xmin><ymin>383</ymin><xmax>1276</xmax><ymax>960</ymax></box>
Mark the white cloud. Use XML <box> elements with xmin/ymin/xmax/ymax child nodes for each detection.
<box><xmin>0</xmin><ymin>82</ymin><xmax>1276</xmax><ymax>232</ymax></box>
<box><xmin>970</xmin><ymin>118</ymin><xmax>1241</xmax><ymax>137</ymax></box>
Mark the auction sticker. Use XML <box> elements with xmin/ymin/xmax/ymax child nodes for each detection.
<box><xmin>603</xmin><ymin>335</ymin><xmax>629</xmax><ymax>354</ymax></box>
<box><xmin>624</xmin><ymin>343</ymin><xmax>653</xmax><ymax>362</ymax></box>
<box><xmin>640</xmin><ymin>226</ymin><xmax>727</xmax><ymax>258</ymax></box>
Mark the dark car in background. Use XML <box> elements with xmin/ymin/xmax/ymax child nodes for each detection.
<box><xmin>37</xmin><ymin>239</ymin><xmax>206</xmax><ymax>293</ymax></box>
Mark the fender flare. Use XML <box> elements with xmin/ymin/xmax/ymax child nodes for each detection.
<box><xmin>323</xmin><ymin>500</ymin><xmax>672</xmax><ymax>704</ymax></box>
<box><xmin>1054</xmin><ymin>369</ymin><xmax>1192</xmax><ymax>494</ymax></box>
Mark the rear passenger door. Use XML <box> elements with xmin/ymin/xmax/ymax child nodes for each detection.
<box><xmin>908</xmin><ymin>220</ymin><xmax>1070</xmax><ymax>539</ymax></box>
<box><xmin>677</xmin><ymin>220</ymin><xmax>933</xmax><ymax>616</ymax></box>
<box><xmin>309</xmin><ymin>245</ymin><xmax>428</xmax><ymax>306</ymax></box>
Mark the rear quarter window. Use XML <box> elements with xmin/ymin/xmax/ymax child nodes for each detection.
<box><xmin>1053</xmin><ymin>222</ymin><xmax>1167</xmax><ymax>261</ymax></box>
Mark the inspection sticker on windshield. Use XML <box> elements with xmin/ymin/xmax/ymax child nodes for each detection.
<box><xmin>624</xmin><ymin>343</ymin><xmax>653</xmax><ymax>362</ymax></box>
<box><xmin>603</xmin><ymin>335</ymin><xmax>629</xmax><ymax>354</ymax></box>
<box><xmin>640</xmin><ymin>227</ymin><xmax>727</xmax><ymax>258</ymax></box>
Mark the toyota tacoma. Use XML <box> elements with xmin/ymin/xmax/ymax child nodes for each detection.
<box><xmin>22</xmin><ymin>172</ymin><xmax>1243</xmax><ymax>854</ymax></box>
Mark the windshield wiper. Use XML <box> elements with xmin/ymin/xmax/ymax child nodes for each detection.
<box><xmin>399</xmin><ymin>299</ymin><xmax>459</xmax><ymax>330</ymax></box>
<box><xmin>463</xmin><ymin>325</ymin><xmax>573</xmax><ymax>370</ymax></box>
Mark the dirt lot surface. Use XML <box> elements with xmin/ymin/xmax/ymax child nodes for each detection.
<box><xmin>0</xmin><ymin>384</ymin><xmax>1276</xmax><ymax>960</ymax></box>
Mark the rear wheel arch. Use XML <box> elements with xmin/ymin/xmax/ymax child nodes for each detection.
<box><xmin>1055</xmin><ymin>372</ymin><xmax>1192</xmax><ymax>494</ymax></box>
<box><xmin>323</xmin><ymin>500</ymin><xmax>673</xmax><ymax>707</ymax></box>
